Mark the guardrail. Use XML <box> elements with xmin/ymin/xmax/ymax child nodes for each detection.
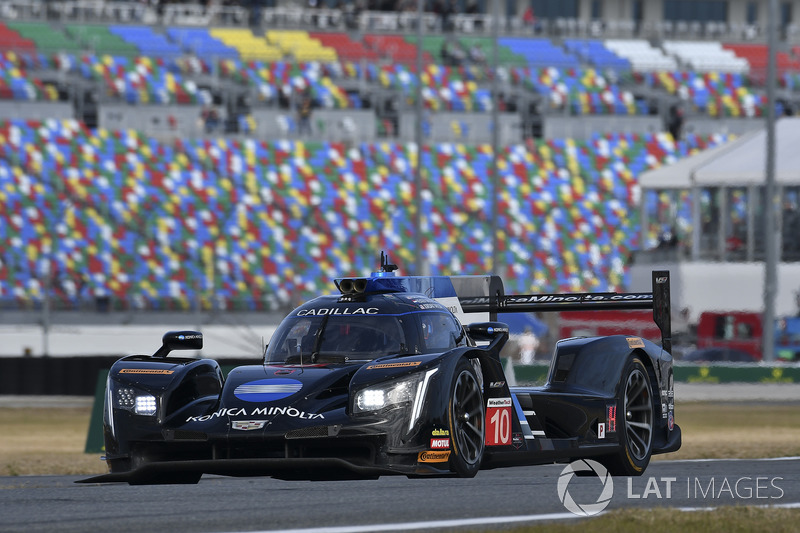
<box><xmin>513</xmin><ymin>363</ymin><xmax>800</xmax><ymax>384</ymax></box>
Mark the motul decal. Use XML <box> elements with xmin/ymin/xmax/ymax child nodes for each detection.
<box><xmin>430</xmin><ymin>438</ymin><xmax>450</xmax><ymax>449</ymax></box>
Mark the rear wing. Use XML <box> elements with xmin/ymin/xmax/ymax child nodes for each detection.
<box><xmin>457</xmin><ymin>271</ymin><xmax>672</xmax><ymax>353</ymax></box>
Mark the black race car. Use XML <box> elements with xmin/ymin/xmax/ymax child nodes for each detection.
<box><xmin>81</xmin><ymin>256</ymin><xmax>681</xmax><ymax>485</ymax></box>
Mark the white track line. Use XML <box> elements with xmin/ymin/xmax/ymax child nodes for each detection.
<box><xmin>216</xmin><ymin>512</ymin><xmax>589</xmax><ymax>533</ymax></box>
<box><xmin>217</xmin><ymin>501</ymin><xmax>800</xmax><ymax>533</ymax></box>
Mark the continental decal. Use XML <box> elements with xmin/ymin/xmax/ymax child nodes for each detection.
<box><xmin>418</xmin><ymin>450</ymin><xmax>451</xmax><ymax>463</ymax></box>
<box><xmin>119</xmin><ymin>368</ymin><xmax>174</xmax><ymax>375</ymax></box>
<box><xmin>626</xmin><ymin>337</ymin><xmax>646</xmax><ymax>349</ymax></box>
<box><xmin>366</xmin><ymin>361</ymin><xmax>422</xmax><ymax>370</ymax></box>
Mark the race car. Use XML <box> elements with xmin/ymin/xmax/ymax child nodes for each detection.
<box><xmin>80</xmin><ymin>255</ymin><xmax>681</xmax><ymax>485</ymax></box>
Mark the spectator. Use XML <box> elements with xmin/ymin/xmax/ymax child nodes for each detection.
<box><xmin>201</xmin><ymin>106</ymin><xmax>221</xmax><ymax>134</ymax></box>
<box><xmin>667</xmin><ymin>103</ymin><xmax>684</xmax><ymax>140</ymax></box>
<box><xmin>297</xmin><ymin>89</ymin><xmax>313</xmax><ymax>137</ymax></box>
<box><xmin>518</xmin><ymin>327</ymin><xmax>539</xmax><ymax>364</ymax></box>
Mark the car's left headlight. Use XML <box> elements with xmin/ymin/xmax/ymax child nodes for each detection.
<box><xmin>353</xmin><ymin>368</ymin><xmax>438</xmax><ymax>431</ymax></box>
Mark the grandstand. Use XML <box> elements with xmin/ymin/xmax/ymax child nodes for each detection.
<box><xmin>0</xmin><ymin>0</ymin><xmax>799</xmax><ymax>340</ymax></box>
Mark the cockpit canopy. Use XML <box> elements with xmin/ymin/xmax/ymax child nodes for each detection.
<box><xmin>264</xmin><ymin>294</ymin><xmax>464</xmax><ymax>364</ymax></box>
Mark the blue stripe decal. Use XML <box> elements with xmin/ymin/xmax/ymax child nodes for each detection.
<box><xmin>234</xmin><ymin>378</ymin><xmax>302</xmax><ymax>402</ymax></box>
<box><xmin>511</xmin><ymin>394</ymin><xmax>535</xmax><ymax>441</ymax></box>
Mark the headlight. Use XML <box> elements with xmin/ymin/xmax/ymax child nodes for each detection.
<box><xmin>114</xmin><ymin>386</ymin><xmax>158</xmax><ymax>416</ymax></box>
<box><xmin>354</xmin><ymin>368</ymin><xmax>438</xmax><ymax>431</ymax></box>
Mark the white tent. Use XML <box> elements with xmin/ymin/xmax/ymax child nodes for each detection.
<box><xmin>638</xmin><ymin>133</ymin><xmax>751</xmax><ymax>190</ymax></box>
<box><xmin>694</xmin><ymin>117</ymin><xmax>800</xmax><ymax>186</ymax></box>
<box><xmin>638</xmin><ymin>116</ymin><xmax>800</xmax><ymax>263</ymax></box>
<box><xmin>639</xmin><ymin>116</ymin><xmax>800</xmax><ymax>189</ymax></box>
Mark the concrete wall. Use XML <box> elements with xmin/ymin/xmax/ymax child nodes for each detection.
<box><xmin>544</xmin><ymin>115</ymin><xmax>662</xmax><ymax>140</ymax></box>
<box><xmin>251</xmin><ymin>109</ymin><xmax>376</xmax><ymax>142</ymax></box>
<box><xmin>0</xmin><ymin>101</ymin><xmax>73</xmax><ymax>121</ymax></box>
<box><xmin>98</xmin><ymin>103</ymin><xmax>204</xmax><ymax>137</ymax></box>
<box><xmin>399</xmin><ymin>112</ymin><xmax>522</xmax><ymax>144</ymax></box>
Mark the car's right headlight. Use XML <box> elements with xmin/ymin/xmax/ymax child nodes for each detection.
<box><xmin>353</xmin><ymin>368</ymin><xmax>438</xmax><ymax>431</ymax></box>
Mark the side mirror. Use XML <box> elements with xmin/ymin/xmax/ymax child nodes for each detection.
<box><xmin>465</xmin><ymin>322</ymin><xmax>509</xmax><ymax>342</ymax></box>
<box><xmin>152</xmin><ymin>331</ymin><xmax>203</xmax><ymax>358</ymax></box>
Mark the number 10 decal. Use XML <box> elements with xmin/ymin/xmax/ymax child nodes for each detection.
<box><xmin>485</xmin><ymin>398</ymin><xmax>512</xmax><ymax>446</ymax></box>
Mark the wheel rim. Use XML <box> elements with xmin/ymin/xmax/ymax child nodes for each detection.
<box><xmin>452</xmin><ymin>369</ymin><xmax>484</xmax><ymax>465</ymax></box>
<box><xmin>624</xmin><ymin>367</ymin><xmax>653</xmax><ymax>461</ymax></box>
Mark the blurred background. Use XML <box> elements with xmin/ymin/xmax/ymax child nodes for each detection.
<box><xmin>1</xmin><ymin>0</ymin><xmax>800</xmax><ymax>392</ymax></box>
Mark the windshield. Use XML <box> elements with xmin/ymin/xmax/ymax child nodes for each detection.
<box><xmin>265</xmin><ymin>311</ymin><xmax>462</xmax><ymax>364</ymax></box>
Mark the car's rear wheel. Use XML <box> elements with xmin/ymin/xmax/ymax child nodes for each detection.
<box><xmin>602</xmin><ymin>356</ymin><xmax>654</xmax><ymax>476</ymax></box>
<box><xmin>448</xmin><ymin>358</ymin><xmax>485</xmax><ymax>478</ymax></box>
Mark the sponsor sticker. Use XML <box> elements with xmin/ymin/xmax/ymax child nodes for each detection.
<box><xmin>487</xmin><ymin>398</ymin><xmax>513</xmax><ymax>408</ymax></box>
<box><xmin>626</xmin><ymin>337</ymin><xmax>646</xmax><ymax>349</ymax></box>
<box><xmin>432</xmin><ymin>428</ymin><xmax>449</xmax><ymax>436</ymax></box>
<box><xmin>366</xmin><ymin>361</ymin><xmax>422</xmax><ymax>370</ymax></box>
<box><xmin>607</xmin><ymin>404</ymin><xmax>617</xmax><ymax>433</ymax></box>
<box><xmin>486</xmin><ymin>397</ymin><xmax>512</xmax><ymax>446</ymax></box>
<box><xmin>234</xmin><ymin>378</ymin><xmax>302</xmax><ymax>402</ymax></box>
<box><xmin>297</xmin><ymin>307</ymin><xmax>378</xmax><ymax>316</ymax></box>
<box><xmin>186</xmin><ymin>406</ymin><xmax>323</xmax><ymax>423</ymax></box>
<box><xmin>598</xmin><ymin>422</ymin><xmax>605</xmax><ymax>439</ymax></box>
<box><xmin>430</xmin><ymin>438</ymin><xmax>450</xmax><ymax>449</ymax></box>
<box><xmin>119</xmin><ymin>368</ymin><xmax>174</xmax><ymax>375</ymax></box>
<box><xmin>489</xmin><ymin>381</ymin><xmax>505</xmax><ymax>388</ymax></box>
<box><xmin>512</xmin><ymin>433</ymin><xmax>524</xmax><ymax>450</ymax></box>
<box><xmin>668</xmin><ymin>411</ymin><xmax>674</xmax><ymax>431</ymax></box>
<box><xmin>418</xmin><ymin>450</ymin><xmax>451</xmax><ymax>463</ymax></box>
<box><xmin>232</xmin><ymin>420</ymin><xmax>267</xmax><ymax>431</ymax></box>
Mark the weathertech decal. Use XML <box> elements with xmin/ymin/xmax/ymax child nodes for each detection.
<box><xmin>626</xmin><ymin>337</ymin><xmax>646</xmax><ymax>349</ymax></box>
<box><xmin>119</xmin><ymin>368</ymin><xmax>174</xmax><ymax>375</ymax></box>
<box><xmin>366</xmin><ymin>361</ymin><xmax>422</xmax><ymax>370</ymax></box>
<box><xmin>418</xmin><ymin>451</ymin><xmax>451</xmax><ymax>462</ymax></box>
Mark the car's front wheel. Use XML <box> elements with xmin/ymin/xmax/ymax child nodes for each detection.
<box><xmin>448</xmin><ymin>358</ymin><xmax>485</xmax><ymax>477</ymax></box>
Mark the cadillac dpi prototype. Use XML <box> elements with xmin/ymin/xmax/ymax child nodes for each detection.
<box><xmin>82</xmin><ymin>257</ymin><xmax>681</xmax><ymax>485</ymax></box>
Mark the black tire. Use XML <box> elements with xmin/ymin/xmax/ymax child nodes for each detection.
<box><xmin>602</xmin><ymin>356</ymin><xmax>654</xmax><ymax>476</ymax></box>
<box><xmin>447</xmin><ymin>359</ymin><xmax>485</xmax><ymax>478</ymax></box>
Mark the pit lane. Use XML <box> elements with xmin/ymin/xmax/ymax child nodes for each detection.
<box><xmin>1</xmin><ymin>457</ymin><xmax>798</xmax><ymax>533</ymax></box>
